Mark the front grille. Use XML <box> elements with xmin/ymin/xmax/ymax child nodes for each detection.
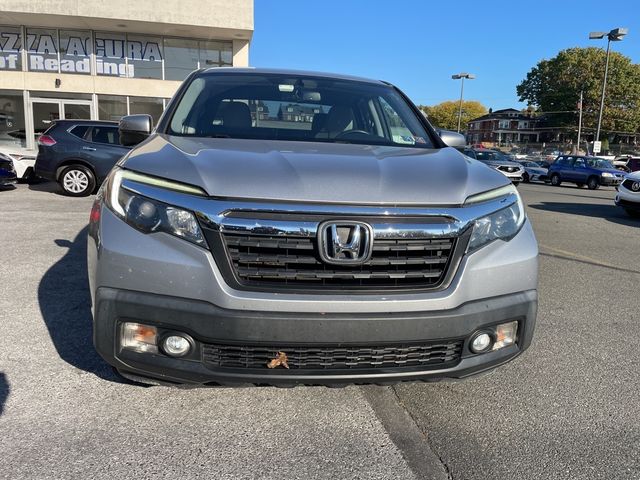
<box><xmin>220</xmin><ymin>232</ymin><xmax>456</xmax><ymax>290</ymax></box>
<box><xmin>622</xmin><ymin>179</ymin><xmax>639</xmax><ymax>191</ymax></box>
<box><xmin>202</xmin><ymin>340</ymin><xmax>464</xmax><ymax>371</ymax></box>
<box><xmin>498</xmin><ymin>166</ymin><xmax>520</xmax><ymax>173</ymax></box>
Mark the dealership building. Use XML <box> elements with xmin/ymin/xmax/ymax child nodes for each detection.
<box><xmin>0</xmin><ymin>0</ymin><xmax>253</xmax><ymax>151</ymax></box>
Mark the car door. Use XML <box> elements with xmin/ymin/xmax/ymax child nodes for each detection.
<box><xmin>84</xmin><ymin>126</ymin><xmax>131</xmax><ymax>181</ymax></box>
<box><xmin>552</xmin><ymin>156</ymin><xmax>570</xmax><ymax>178</ymax></box>
<box><xmin>570</xmin><ymin>157</ymin><xmax>588</xmax><ymax>183</ymax></box>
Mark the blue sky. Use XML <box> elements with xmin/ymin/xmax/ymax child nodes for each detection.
<box><xmin>251</xmin><ymin>0</ymin><xmax>639</xmax><ymax>110</ymax></box>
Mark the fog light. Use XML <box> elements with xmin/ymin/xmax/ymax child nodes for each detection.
<box><xmin>470</xmin><ymin>332</ymin><xmax>492</xmax><ymax>353</ymax></box>
<box><xmin>162</xmin><ymin>335</ymin><xmax>191</xmax><ymax>357</ymax></box>
<box><xmin>493</xmin><ymin>321</ymin><xmax>518</xmax><ymax>350</ymax></box>
<box><xmin>121</xmin><ymin>322</ymin><xmax>158</xmax><ymax>354</ymax></box>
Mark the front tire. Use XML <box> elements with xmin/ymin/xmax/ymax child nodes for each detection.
<box><xmin>523</xmin><ymin>172</ymin><xmax>530</xmax><ymax>183</ymax></box>
<box><xmin>550</xmin><ymin>173</ymin><xmax>561</xmax><ymax>186</ymax></box>
<box><xmin>59</xmin><ymin>165</ymin><xmax>96</xmax><ymax>197</ymax></box>
<box><xmin>587</xmin><ymin>176</ymin><xmax>600</xmax><ymax>190</ymax></box>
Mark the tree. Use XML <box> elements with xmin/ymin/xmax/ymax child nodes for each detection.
<box><xmin>419</xmin><ymin>101</ymin><xmax>487</xmax><ymax>131</ymax></box>
<box><xmin>516</xmin><ymin>47</ymin><xmax>640</xmax><ymax>136</ymax></box>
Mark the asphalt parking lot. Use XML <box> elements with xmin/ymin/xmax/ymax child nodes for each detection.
<box><xmin>0</xmin><ymin>181</ymin><xmax>638</xmax><ymax>480</ymax></box>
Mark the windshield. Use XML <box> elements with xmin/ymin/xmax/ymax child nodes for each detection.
<box><xmin>586</xmin><ymin>157</ymin><xmax>614</xmax><ymax>169</ymax></box>
<box><xmin>167</xmin><ymin>73</ymin><xmax>434</xmax><ymax>148</ymax></box>
<box><xmin>524</xmin><ymin>161</ymin><xmax>541</xmax><ymax>167</ymax></box>
<box><xmin>475</xmin><ymin>151</ymin><xmax>506</xmax><ymax>162</ymax></box>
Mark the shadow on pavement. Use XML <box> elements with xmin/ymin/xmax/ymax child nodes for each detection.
<box><xmin>0</xmin><ymin>372</ymin><xmax>8</xmax><ymax>416</ymax></box>
<box><xmin>28</xmin><ymin>180</ymin><xmax>63</xmax><ymax>195</ymax></box>
<box><xmin>37</xmin><ymin>226</ymin><xmax>121</xmax><ymax>383</ymax></box>
<box><xmin>529</xmin><ymin>201</ymin><xmax>639</xmax><ymax>228</ymax></box>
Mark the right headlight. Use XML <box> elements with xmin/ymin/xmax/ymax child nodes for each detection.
<box><xmin>103</xmin><ymin>168</ymin><xmax>207</xmax><ymax>247</ymax></box>
<box><xmin>465</xmin><ymin>184</ymin><xmax>526</xmax><ymax>251</ymax></box>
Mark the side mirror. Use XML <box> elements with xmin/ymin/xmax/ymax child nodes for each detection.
<box><xmin>436</xmin><ymin>129</ymin><xmax>466</xmax><ymax>147</ymax></box>
<box><xmin>119</xmin><ymin>114</ymin><xmax>153</xmax><ymax>147</ymax></box>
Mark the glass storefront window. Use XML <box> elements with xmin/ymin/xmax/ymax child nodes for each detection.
<box><xmin>98</xmin><ymin>95</ymin><xmax>128</xmax><ymax>121</ymax></box>
<box><xmin>199</xmin><ymin>40</ymin><xmax>233</xmax><ymax>68</ymax></box>
<box><xmin>0</xmin><ymin>26</ymin><xmax>22</xmax><ymax>71</ymax></box>
<box><xmin>59</xmin><ymin>30</ymin><xmax>91</xmax><ymax>75</ymax></box>
<box><xmin>129</xmin><ymin>96</ymin><xmax>165</xmax><ymax>125</ymax></box>
<box><xmin>95</xmin><ymin>32</ymin><xmax>129</xmax><ymax>77</ymax></box>
<box><xmin>126</xmin><ymin>34</ymin><xmax>163</xmax><ymax>80</ymax></box>
<box><xmin>164</xmin><ymin>38</ymin><xmax>199</xmax><ymax>81</ymax></box>
<box><xmin>0</xmin><ymin>91</ymin><xmax>26</xmax><ymax>148</ymax></box>
<box><xmin>26</xmin><ymin>28</ymin><xmax>59</xmax><ymax>73</ymax></box>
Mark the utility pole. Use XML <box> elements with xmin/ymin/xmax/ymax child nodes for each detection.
<box><xmin>451</xmin><ymin>73</ymin><xmax>475</xmax><ymax>133</ymax></box>
<box><xmin>589</xmin><ymin>27</ymin><xmax>628</xmax><ymax>142</ymax></box>
<box><xmin>576</xmin><ymin>89</ymin><xmax>583</xmax><ymax>154</ymax></box>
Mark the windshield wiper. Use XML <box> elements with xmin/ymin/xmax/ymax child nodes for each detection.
<box><xmin>206</xmin><ymin>133</ymin><xmax>231</xmax><ymax>138</ymax></box>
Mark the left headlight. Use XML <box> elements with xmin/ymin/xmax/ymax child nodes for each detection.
<box><xmin>601</xmin><ymin>172</ymin><xmax>614</xmax><ymax>178</ymax></box>
<box><xmin>103</xmin><ymin>168</ymin><xmax>207</xmax><ymax>247</ymax></box>
<box><xmin>465</xmin><ymin>184</ymin><xmax>526</xmax><ymax>251</ymax></box>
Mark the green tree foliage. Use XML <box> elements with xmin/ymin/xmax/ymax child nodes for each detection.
<box><xmin>517</xmin><ymin>47</ymin><xmax>640</xmax><ymax>134</ymax></box>
<box><xmin>419</xmin><ymin>101</ymin><xmax>487</xmax><ymax>131</ymax></box>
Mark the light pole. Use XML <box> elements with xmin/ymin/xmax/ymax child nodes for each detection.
<box><xmin>452</xmin><ymin>73</ymin><xmax>475</xmax><ymax>133</ymax></box>
<box><xmin>589</xmin><ymin>27</ymin><xmax>628</xmax><ymax>143</ymax></box>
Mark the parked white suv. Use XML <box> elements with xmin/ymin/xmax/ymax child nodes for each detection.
<box><xmin>616</xmin><ymin>172</ymin><xmax>640</xmax><ymax>218</ymax></box>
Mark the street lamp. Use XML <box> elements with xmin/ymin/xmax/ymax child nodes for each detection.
<box><xmin>452</xmin><ymin>73</ymin><xmax>475</xmax><ymax>133</ymax></box>
<box><xmin>589</xmin><ymin>27</ymin><xmax>628</xmax><ymax>143</ymax></box>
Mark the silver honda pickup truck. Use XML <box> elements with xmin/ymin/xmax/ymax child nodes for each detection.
<box><xmin>88</xmin><ymin>68</ymin><xmax>538</xmax><ymax>386</ymax></box>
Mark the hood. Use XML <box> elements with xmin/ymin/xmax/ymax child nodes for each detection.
<box><xmin>527</xmin><ymin>167</ymin><xmax>547</xmax><ymax>174</ymax></box>
<box><xmin>625</xmin><ymin>170</ymin><xmax>640</xmax><ymax>180</ymax></box>
<box><xmin>121</xmin><ymin>135</ymin><xmax>510</xmax><ymax>205</ymax></box>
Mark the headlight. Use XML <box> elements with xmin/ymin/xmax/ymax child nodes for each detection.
<box><xmin>601</xmin><ymin>172</ymin><xmax>614</xmax><ymax>178</ymax></box>
<box><xmin>465</xmin><ymin>184</ymin><xmax>525</xmax><ymax>251</ymax></box>
<box><xmin>104</xmin><ymin>168</ymin><xmax>207</xmax><ymax>247</ymax></box>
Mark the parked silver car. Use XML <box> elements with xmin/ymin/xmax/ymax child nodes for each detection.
<box><xmin>519</xmin><ymin>161</ymin><xmax>549</xmax><ymax>183</ymax></box>
<box><xmin>88</xmin><ymin>68</ymin><xmax>539</xmax><ymax>386</ymax></box>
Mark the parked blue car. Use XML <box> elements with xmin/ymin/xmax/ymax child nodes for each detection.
<box><xmin>548</xmin><ymin>155</ymin><xmax>625</xmax><ymax>190</ymax></box>
<box><xmin>0</xmin><ymin>153</ymin><xmax>17</xmax><ymax>188</ymax></box>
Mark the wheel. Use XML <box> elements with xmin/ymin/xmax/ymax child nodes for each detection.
<box><xmin>550</xmin><ymin>173</ymin><xmax>561</xmax><ymax>186</ymax></box>
<box><xmin>59</xmin><ymin>165</ymin><xmax>96</xmax><ymax>197</ymax></box>
<box><xmin>587</xmin><ymin>176</ymin><xmax>600</xmax><ymax>190</ymax></box>
<box><xmin>523</xmin><ymin>172</ymin><xmax>530</xmax><ymax>183</ymax></box>
<box><xmin>576</xmin><ymin>183</ymin><xmax>585</xmax><ymax>188</ymax></box>
<box><xmin>624</xmin><ymin>208</ymin><xmax>640</xmax><ymax>219</ymax></box>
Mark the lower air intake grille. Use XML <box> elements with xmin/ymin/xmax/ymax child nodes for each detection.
<box><xmin>202</xmin><ymin>340</ymin><xmax>464</xmax><ymax>371</ymax></box>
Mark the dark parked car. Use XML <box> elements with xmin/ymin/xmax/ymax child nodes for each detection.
<box><xmin>548</xmin><ymin>155</ymin><xmax>625</xmax><ymax>189</ymax></box>
<box><xmin>34</xmin><ymin>120</ymin><xmax>131</xmax><ymax>196</ymax></box>
<box><xmin>0</xmin><ymin>153</ymin><xmax>17</xmax><ymax>188</ymax></box>
<box><xmin>462</xmin><ymin>148</ymin><xmax>524</xmax><ymax>185</ymax></box>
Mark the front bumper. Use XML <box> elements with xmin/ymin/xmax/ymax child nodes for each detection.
<box><xmin>601</xmin><ymin>177</ymin><xmax>623</xmax><ymax>186</ymax></box>
<box><xmin>615</xmin><ymin>185</ymin><xmax>640</xmax><ymax>211</ymax></box>
<box><xmin>0</xmin><ymin>174</ymin><xmax>17</xmax><ymax>186</ymax></box>
<box><xmin>89</xmin><ymin>188</ymin><xmax>539</xmax><ymax>386</ymax></box>
<box><xmin>94</xmin><ymin>287</ymin><xmax>537</xmax><ymax>386</ymax></box>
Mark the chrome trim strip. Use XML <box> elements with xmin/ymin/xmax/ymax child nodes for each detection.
<box><xmin>121</xmin><ymin>179</ymin><xmax>518</xmax><ymax>237</ymax></box>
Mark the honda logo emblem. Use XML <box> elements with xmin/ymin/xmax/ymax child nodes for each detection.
<box><xmin>318</xmin><ymin>221</ymin><xmax>374</xmax><ymax>265</ymax></box>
